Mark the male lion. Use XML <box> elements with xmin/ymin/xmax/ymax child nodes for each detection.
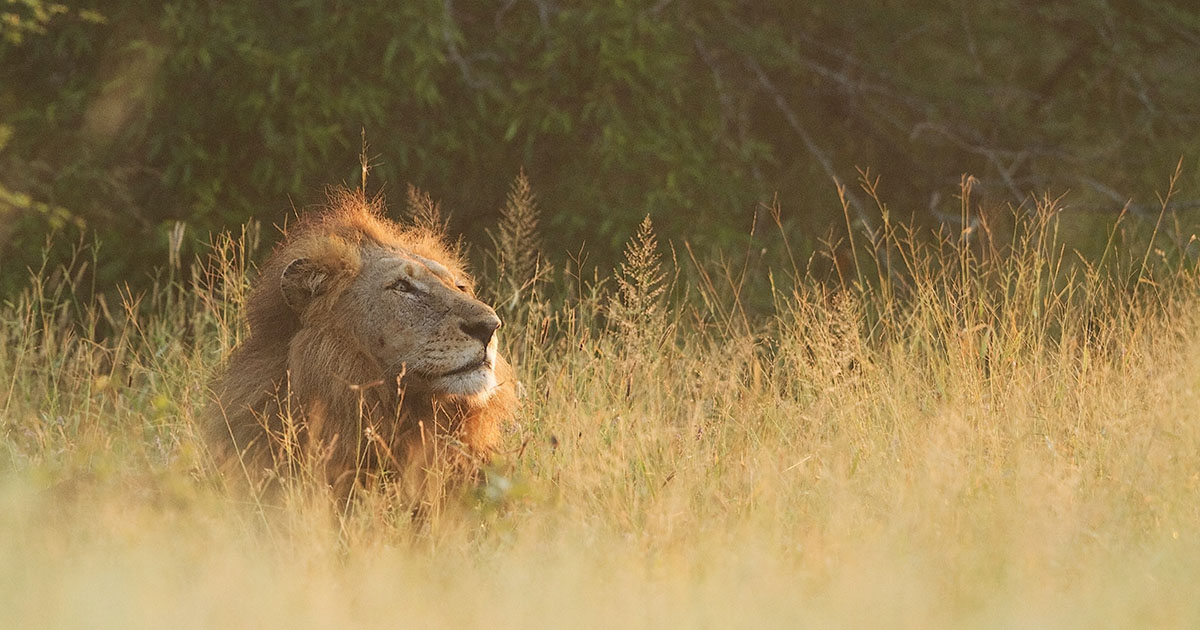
<box><xmin>206</xmin><ymin>190</ymin><xmax>517</xmax><ymax>501</ymax></box>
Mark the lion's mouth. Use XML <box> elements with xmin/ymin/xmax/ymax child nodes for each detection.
<box><xmin>438</xmin><ymin>356</ymin><xmax>491</xmax><ymax>378</ymax></box>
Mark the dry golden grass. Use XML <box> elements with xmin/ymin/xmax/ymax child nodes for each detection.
<box><xmin>2</xmin><ymin>178</ymin><xmax>1199</xmax><ymax>628</ymax></box>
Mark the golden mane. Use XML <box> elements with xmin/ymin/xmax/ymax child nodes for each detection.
<box><xmin>206</xmin><ymin>190</ymin><xmax>517</xmax><ymax>499</ymax></box>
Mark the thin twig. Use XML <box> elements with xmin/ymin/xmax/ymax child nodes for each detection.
<box><xmin>744</xmin><ymin>57</ymin><xmax>874</xmax><ymax>235</ymax></box>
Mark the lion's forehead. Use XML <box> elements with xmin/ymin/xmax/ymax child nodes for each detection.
<box><xmin>361</xmin><ymin>245</ymin><xmax>463</xmax><ymax>286</ymax></box>
<box><xmin>407</xmin><ymin>253</ymin><xmax>453</xmax><ymax>279</ymax></box>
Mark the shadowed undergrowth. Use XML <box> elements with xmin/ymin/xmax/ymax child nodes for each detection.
<box><xmin>2</xmin><ymin>175</ymin><xmax>1199</xmax><ymax>628</ymax></box>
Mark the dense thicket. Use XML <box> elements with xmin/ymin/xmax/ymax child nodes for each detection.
<box><xmin>2</xmin><ymin>1</ymin><xmax>1198</xmax><ymax>294</ymax></box>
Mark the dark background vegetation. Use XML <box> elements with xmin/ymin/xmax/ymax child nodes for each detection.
<box><xmin>2</xmin><ymin>0</ymin><xmax>1199</xmax><ymax>297</ymax></box>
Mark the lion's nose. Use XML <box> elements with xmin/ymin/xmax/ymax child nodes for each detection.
<box><xmin>461</xmin><ymin>313</ymin><xmax>501</xmax><ymax>345</ymax></box>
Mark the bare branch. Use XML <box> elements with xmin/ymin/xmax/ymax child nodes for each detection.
<box><xmin>443</xmin><ymin>0</ymin><xmax>495</xmax><ymax>91</ymax></box>
<box><xmin>744</xmin><ymin>57</ymin><xmax>874</xmax><ymax>234</ymax></box>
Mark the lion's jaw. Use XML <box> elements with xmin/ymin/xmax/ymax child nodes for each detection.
<box><xmin>427</xmin><ymin>338</ymin><xmax>500</xmax><ymax>401</ymax></box>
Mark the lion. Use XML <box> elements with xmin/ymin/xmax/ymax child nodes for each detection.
<box><xmin>206</xmin><ymin>190</ymin><xmax>517</xmax><ymax>503</ymax></box>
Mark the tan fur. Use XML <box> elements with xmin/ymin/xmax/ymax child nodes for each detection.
<box><xmin>206</xmin><ymin>190</ymin><xmax>517</xmax><ymax>501</ymax></box>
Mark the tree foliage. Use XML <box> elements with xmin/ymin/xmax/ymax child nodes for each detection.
<box><xmin>1</xmin><ymin>1</ymin><xmax>1198</xmax><ymax>294</ymax></box>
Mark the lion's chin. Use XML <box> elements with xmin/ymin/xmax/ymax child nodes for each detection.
<box><xmin>431</xmin><ymin>366</ymin><xmax>498</xmax><ymax>403</ymax></box>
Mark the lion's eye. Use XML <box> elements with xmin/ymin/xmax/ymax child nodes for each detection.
<box><xmin>390</xmin><ymin>278</ymin><xmax>416</xmax><ymax>293</ymax></box>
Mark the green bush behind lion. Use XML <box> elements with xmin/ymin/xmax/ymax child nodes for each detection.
<box><xmin>2</xmin><ymin>1</ymin><xmax>1198</xmax><ymax>297</ymax></box>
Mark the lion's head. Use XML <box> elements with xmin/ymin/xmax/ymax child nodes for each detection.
<box><xmin>207</xmin><ymin>190</ymin><xmax>517</xmax><ymax>497</ymax></box>
<box><xmin>282</xmin><ymin>232</ymin><xmax>504</xmax><ymax>400</ymax></box>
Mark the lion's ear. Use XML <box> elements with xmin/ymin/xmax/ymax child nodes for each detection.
<box><xmin>280</xmin><ymin>257</ymin><xmax>331</xmax><ymax>312</ymax></box>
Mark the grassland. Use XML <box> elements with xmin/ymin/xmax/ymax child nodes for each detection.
<box><xmin>2</xmin><ymin>180</ymin><xmax>1199</xmax><ymax>629</ymax></box>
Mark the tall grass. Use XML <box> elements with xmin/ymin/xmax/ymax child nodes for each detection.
<box><xmin>2</xmin><ymin>175</ymin><xmax>1200</xmax><ymax>628</ymax></box>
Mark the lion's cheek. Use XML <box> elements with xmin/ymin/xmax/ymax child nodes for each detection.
<box><xmin>375</xmin><ymin>333</ymin><xmax>420</xmax><ymax>373</ymax></box>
